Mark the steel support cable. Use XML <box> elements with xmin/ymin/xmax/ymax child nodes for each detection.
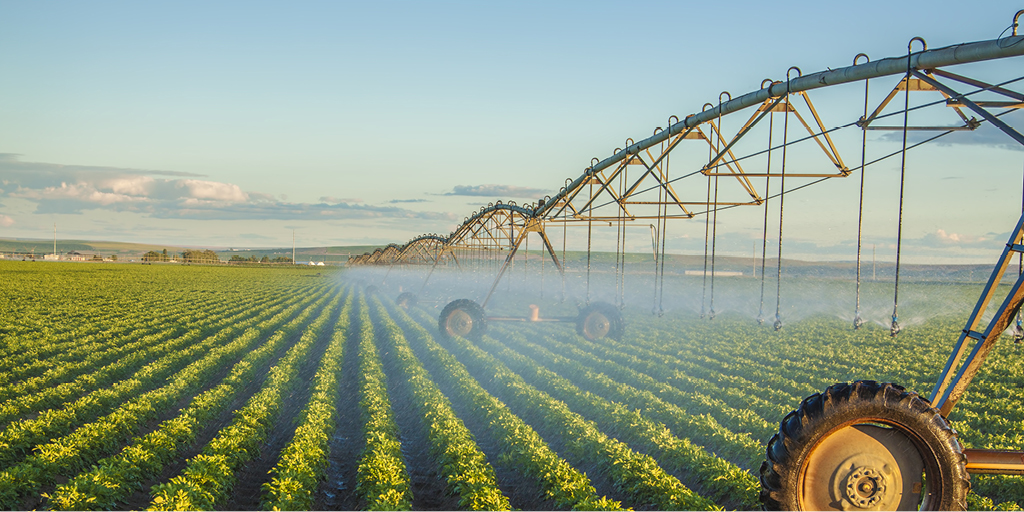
<box><xmin>561</xmin><ymin>203</ymin><xmax>567</xmax><ymax>302</ymax></box>
<box><xmin>775</xmin><ymin>72</ymin><xmax>798</xmax><ymax>331</ymax></box>
<box><xmin>657</xmin><ymin>122</ymin><xmax>674</xmax><ymax>316</ymax></box>
<box><xmin>758</xmin><ymin>110</ymin><xmax>774</xmax><ymax>325</ymax></box>
<box><xmin>587</xmin><ymin>179</ymin><xmax>593</xmax><ymax>303</ymax></box>
<box><xmin>710</xmin><ymin>93</ymin><xmax>729</xmax><ymax>320</ymax></box>
<box><xmin>652</xmin><ymin>133</ymin><xmax>665</xmax><ymax>315</ymax></box>
<box><xmin>701</xmin><ymin>141</ymin><xmax>713</xmax><ymax>319</ymax></box>
<box><xmin>614</xmin><ymin>157</ymin><xmax>622</xmax><ymax>305</ymax></box>
<box><xmin>891</xmin><ymin>40</ymin><xmax>925</xmax><ymax>337</ymax></box>
<box><xmin>854</xmin><ymin>53</ymin><xmax>871</xmax><ymax>330</ymax></box>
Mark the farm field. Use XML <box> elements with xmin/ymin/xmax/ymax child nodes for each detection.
<box><xmin>0</xmin><ymin>260</ymin><xmax>1022</xmax><ymax>510</ymax></box>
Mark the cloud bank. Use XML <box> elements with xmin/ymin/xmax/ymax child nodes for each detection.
<box><xmin>443</xmin><ymin>184</ymin><xmax>548</xmax><ymax>197</ymax></box>
<box><xmin>0</xmin><ymin>154</ymin><xmax>453</xmax><ymax>222</ymax></box>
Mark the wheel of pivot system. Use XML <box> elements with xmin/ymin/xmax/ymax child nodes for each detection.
<box><xmin>438</xmin><ymin>299</ymin><xmax>486</xmax><ymax>339</ymax></box>
<box><xmin>760</xmin><ymin>380</ymin><xmax>968</xmax><ymax>511</ymax></box>
<box><xmin>365</xmin><ymin>285</ymin><xmax>379</xmax><ymax>296</ymax></box>
<box><xmin>575</xmin><ymin>302</ymin><xmax>624</xmax><ymax>341</ymax></box>
<box><xmin>395</xmin><ymin>292</ymin><xmax>417</xmax><ymax>309</ymax></box>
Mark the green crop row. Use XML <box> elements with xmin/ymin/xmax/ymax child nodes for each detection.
<box><xmin>0</xmin><ymin>294</ymin><xmax>285</xmax><ymax>428</ymax></box>
<box><xmin>371</xmin><ymin>298</ymin><xmax>510</xmax><ymax>511</ymax></box>
<box><xmin>436</xmin><ymin>327</ymin><xmax>714</xmax><ymax>511</ymax></box>
<box><xmin>0</xmin><ymin>285</ymin><xmax>331</xmax><ymax>510</ymax></box>
<box><xmin>147</xmin><ymin>288</ymin><xmax>342</xmax><ymax>511</ymax></box>
<box><xmin>354</xmin><ymin>295</ymin><xmax>412</xmax><ymax>511</ymax></box>
<box><xmin>534</xmin><ymin>326</ymin><xmax>776</xmax><ymax>451</ymax></box>
<box><xmin>0</xmin><ymin>289</ymin><xmax>308</xmax><ymax>467</ymax></box>
<box><xmin>489</xmin><ymin>325</ymin><xmax>759</xmax><ymax>509</ymax></box>
<box><xmin>397</xmin><ymin>306</ymin><xmax>620</xmax><ymax>511</ymax></box>
<box><xmin>593</xmin><ymin>327</ymin><xmax>793</xmax><ymax>427</ymax></box>
<box><xmin>0</xmin><ymin>293</ymin><xmax>185</xmax><ymax>371</ymax></box>
<box><xmin>260</xmin><ymin>291</ymin><xmax>354</xmax><ymax>511</ymax></box>
<box><xmin>44</xmin><ymin>288</ymin><xmax>342</xmax><ymax>511</ymax></box>
<box><xmin>0</xmin><ymin>290</ymin><xmax>276</xmax><ymax>403</ymax></box>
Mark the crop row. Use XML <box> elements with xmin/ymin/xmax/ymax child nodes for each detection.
<box><xmin>395</xmin><ymin>306</ymin><xmax>616</xmax><ymax>510</ymax></box>
<box><xmin>353</xmin><ymin>295</ymin><xmax>412</xmax><ymax>511</ymax></box>
<box><xmin>147</xmin><ymin>286</ymin><xmax>341</xmax><ymax>510</ymax></box>
<box><xmin>486</xmin><ymin>325</ymin><xmax>759</xmax><ymax>509</ymax></box>
<box><xmin>45</xmin><ymin>287</ymin><xmax>342</xmax><ymax>511</ymax></box>
<box><xmin>432</xmin><ymin>324</ymin><xmax>715</xmax><ymax>510</ymax></box>
<box><xmin>0</xmin><ymin>293</ymin><xmax>289</xmax><ymax>428</ymax></box>
<box><xmin>260</xmin><ymin>291</ymin><xmax>354</xmax><ymax>510</ymax></box>
<box><xmin>0</xmin><ymin>286</ymin><xmax>287</xmax><ymax>400</ymax></box>
<box><xmin>0</xmin><ymin>287</ymin><xmax>314</xmax><ymax>468</ymax></box>
<box><xmin>370</xmin><ymin>297</ymin><xmax>510</xmax><ymax>510</ymax></box>
<box><xmin>0</xmin><ymin>284</ymin><xmax>333</xmax><ymax>510</ymax></box>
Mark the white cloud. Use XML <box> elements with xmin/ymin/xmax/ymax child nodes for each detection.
<box><xmin>178</xmin><ymin>179</ymin><xmax>249</xmax><ymax>202</ymax></box>
<box><xmin>0</xmin><ymin>215</ymin><xmax>13</xmax><ymax>227</ymax></box>
<box><xmin>104</xmin><ymin>176</ymin><xmax>155</xmax><ymax>196</ymax></box>
<box><xmin>443</xmin><ymin>184</ymin><xmax>548</xmax><ymax>197</ymax></box>
<box><xmin>16</xmin><ymin>182</ymin><xmax>146</xmax><ymax>206</ymax></box>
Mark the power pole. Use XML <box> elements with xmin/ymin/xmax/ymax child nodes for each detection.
<box><xmin>53</xmin><ymin>223</ymin><xmax>56</xmax><ymax>257</ymax></box>
<box><xmin>292</xmin><ymin>229</ymin><xmax>295</xmax><ymax>265</ymax></box>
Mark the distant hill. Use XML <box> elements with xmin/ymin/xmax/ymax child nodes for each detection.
<box><xmin>0</xmin><ymin>238</ymin><xmax>1001</xmax><ymax>283</ymax></box>
<box><xmin>0</xmin><ymin>238</ymin><xmax>379</xmax><ymax>264</ymax></box>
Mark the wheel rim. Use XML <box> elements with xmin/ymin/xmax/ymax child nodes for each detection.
<box><xmin>444</xmin><ymin>308</ymin><xmax>474</xmax><ymax>337</ymax></box>
<box><xmin>799</xmin><ymin>424</ymin><xmax>926</xmax><ymax>510</ymax></box>
<box><xmin>582</xmin><ymin>311</ymin><xmax>611</xmax><ymax>340</ymax></box>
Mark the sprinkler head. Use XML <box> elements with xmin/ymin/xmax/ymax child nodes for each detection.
<box><xmin>773</xmin><ymin>316</ymin><xmax>783</xmax><ymax>331</ymax></box>
<box><xmin>853</xmin><ymin>314</ymin><xmax>864</xmax><ymax>330</ymax></box>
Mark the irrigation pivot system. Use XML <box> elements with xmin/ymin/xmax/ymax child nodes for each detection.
<box><xmin>351</xmin><ymin>11</ymin><xmax>1024</xmax><ymax>510</ymax></box>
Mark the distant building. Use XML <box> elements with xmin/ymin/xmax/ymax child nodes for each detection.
<box><xmin>43</xmin><ymin>254</ymin><xmax>59</xmax><ymax>261</ymax></box>
<box><xmin>65</xmin><ymin>251</ymin><xmax>86</xmax><ymax>262</ymax></box>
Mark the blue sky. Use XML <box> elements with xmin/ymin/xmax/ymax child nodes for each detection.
<box><xmin>1</xmin><ymin>1</ymin><xmax>1022</xmax><ymax>262</ymax></box>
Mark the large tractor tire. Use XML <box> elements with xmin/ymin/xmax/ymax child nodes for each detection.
<box><xmin>396</xmin><ymin>292</ymin><xmax>417</xmax><ymax>309</ymax></box>
<box><xmin>438</xmin><ymin>299</ymin><xmax>486</xmax><ymax>340</ymax></box>
<box><xmin>760</xmin><ymin>380</ymin><xmax>969</xmax><ymax>511</ymax></box>
<box><xmin>575</xmin><ymin>302</ymin><xmax>625</xmax><ymax>341</ymax></box>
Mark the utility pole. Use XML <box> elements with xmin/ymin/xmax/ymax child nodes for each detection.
<box><xmin>292</xmin><ymin>229</ymin><xmax>295</xmax><ymax>265</ymax></box>
<box><xmin>872</xmin><ymin>244</ymin><xmax>876</xmax><ymax>281</ymax></box>
<box><xmin>53</xmin><ymin>223</ymin><xmax>56</xmax><ymax>257</ymax></box>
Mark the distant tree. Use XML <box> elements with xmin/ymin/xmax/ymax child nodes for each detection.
<box><xmin>230</xmin><ymin>255</ymin><xmax>246</xmax><ymax>262</ymax></box>
<box><xmin>91</xmin><ymin>254</ymin><xmax>103</xmax><ymax>261</ymax></box>
<box><xmin>181</xmin><ymin>249</ymin><xmax>219</xmax><ymax>264</ymax></box>
<box><xmin>271</xmin><ymin>256</ymin><xmax>292</xmax><ymax>263</ymax></box>
<box><xmin>142</xmin><ymin>250</ymin><xmax>161</xmax><ymax>262</ymax></box>
<box><xmin>110</xmin><ymin>254</ymin><xmax>117</xmax><ymax>261</ymax></box>
<box><xmin>260</xmin><ymin>255</ymin><xmax>270</xmax><ymax>263</ymax></box>
<box><xmin>162</xmin><ymin>248</ymin><xmax>168</xmax><ymax>262</ymax></box>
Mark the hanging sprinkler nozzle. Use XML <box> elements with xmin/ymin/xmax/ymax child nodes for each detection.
<box><xmin>853</xmin><ymin>311</ymin><xmax>864</xmax><ymax>330</ymax></box>
<box><xmin>890</xmin><ymin>313</ymin><xmax>901</xmax><ymax>337</ymax></box>
<box><xmin>773</xmin><ymin>314</ymin><xmax>783</xmax><ymax>331</ymax></box>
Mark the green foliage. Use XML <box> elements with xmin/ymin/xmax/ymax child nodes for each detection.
<box><xmin>354</xmin><ymin>295</ymin><xmax>413</xmax><ymax>510</ymax></box>
<box><xmin>370</xmin><ymin>297</ymin><xmax>511</xmax><ymax>510</ymax></box>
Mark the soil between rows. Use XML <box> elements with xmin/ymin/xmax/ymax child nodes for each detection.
<box><xmin>118</xmin><ymin>293</ymin><xmax>332</xmax><ymax>510</ymax></box>
<box><xmin>392</xmin><ymin>304</ymin><xmax>558</xmax><ymax>511</ymax></box>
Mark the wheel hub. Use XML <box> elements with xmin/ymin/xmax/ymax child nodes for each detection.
<box><xmin>582</xmin><ymin>312</ymin><xmax>610</xmax><ymax>339</ymax></box>
<box><xmin>446</xmin><ymin>309</ymin><xmax>473</xmax><ymax>336</ymax></box>
<box><xmin>842</xmin><ymin>466</ymin><xmax>887</xmax><ymax>508</ymax></box>
<box><xmin>801</xmin><ymin>424</ymin><xmax>924</xmax><ymax>510</ymax></box>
